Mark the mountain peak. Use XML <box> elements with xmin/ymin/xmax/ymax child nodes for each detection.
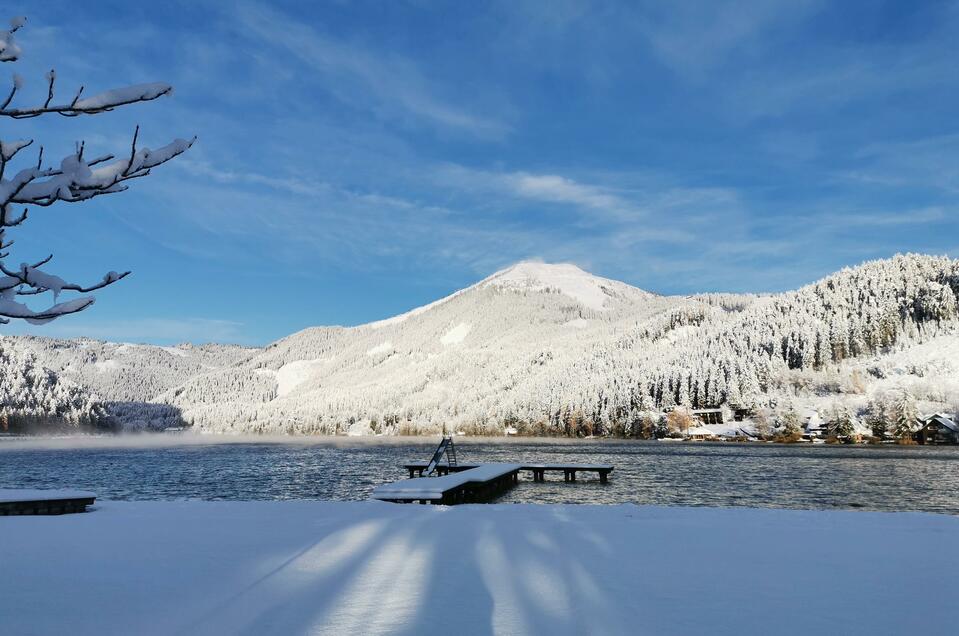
<box><xmin>482</xmin><ymin>261</ymin><xmax>647</xmax><ymax>310</ymax></box>
<box><xmin>365</xmin><ymin>261</ymin><xmax>650</xmax><ymax>329</ymax></box>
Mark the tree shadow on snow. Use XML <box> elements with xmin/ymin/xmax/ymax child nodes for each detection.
<box><xmin>176</xmin><ymin>503</ymin><xmax>629</xmax><ymax>636</ymax></box>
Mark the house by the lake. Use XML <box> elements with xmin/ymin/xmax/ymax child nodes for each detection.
<box><xmin>913</xmin><ymin>414</ymin><xmax>959</xmax><ymax>445</ymax></box>
<box><xmin>685</xmin><ymin>425</ymin><xmax>718</xmax><ymax>441</ymax></box>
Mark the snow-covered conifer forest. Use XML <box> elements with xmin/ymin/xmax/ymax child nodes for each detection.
<box><xmin>2</xmin><ymin>254</ymin><xmax>959</xmax><ymax>437</ymax></box>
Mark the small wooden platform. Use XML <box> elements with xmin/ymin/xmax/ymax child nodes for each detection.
<box><xmin>373</xmin><ymin>464</ymin><xmax>521</xmax><ymax>505</ymax></box>
<box><xmin>0</xmin><ymin>489</ymin><xmax>97</xmax><ymax>516</ymax></box>
<box><xmin>403</xmin><ymin>462</ymin><xmax>613</xmax><ymax>483</ymax></box>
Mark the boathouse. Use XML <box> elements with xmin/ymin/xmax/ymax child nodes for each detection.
<box><xmin>685</xmin><ymin>426</ymin><xmax>717</xmax><ymax>441</ymax></box>
<box><xmin>913</xmin><ymin>414</ymin><xmax>959</xmax><ymax>445</ymax></box>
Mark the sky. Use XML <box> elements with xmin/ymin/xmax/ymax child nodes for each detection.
<box><xmin>1</xmin><ymin>0</ymin><xmax>958</xmax><ymax>345</ymax></box>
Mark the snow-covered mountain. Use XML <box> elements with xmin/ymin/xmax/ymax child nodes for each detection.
<box><xmin>3</xmin><ymin>255</ymin><xmax>959</xmax><ymax>436</ymax></box>
<box><xmin>157</xmin><ymin>261</ymin><xmax>687</xmax><ymax>434</ymax></box>
<box><xmin>158</xmin><ymin>255</ymin><xmax>959</xmax><ymax>435</ymax></box>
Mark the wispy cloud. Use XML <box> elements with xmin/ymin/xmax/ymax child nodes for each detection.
<box><xmin>819</xmin><ymin>207</ymin><xmax>948</xmax><ymax>228</ymax></box>
<box><xmin>178</xmin><ymin>158</ymin><xmax>329</xmax><ymax>198</ymax></box>
<box><xmin>841</xmin><ymin>134</ymin><xmax>959</xmax><ymax>194</ymax></box>
<box><xmin>508</xmin><ymin>173</ymin><xmax>631</xmax><ymax>214</ymax></box>
<box><xmin>229</xmin><ymin>1</ymin><xmax>510</xmax><ymax>140</ymax></box>
<box><xmin>632</xmin><ymin>0</ymin><xmax>823</xmax><ymax>78</ymax></box>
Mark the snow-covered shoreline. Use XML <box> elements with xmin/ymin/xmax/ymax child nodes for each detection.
<box><xmin>2</xmin><ymin>501</ymin><xmax>956</xmax><ymax>635</ymax></box>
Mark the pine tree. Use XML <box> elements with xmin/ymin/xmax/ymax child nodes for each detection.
<box><xmin>654</xmin><ymin>414</ymin><xmax>670</xmax><ymax>439</ymax></box>
<box><xmin>892</xmin><ymin>390</ymin><xmax>919</xmax><ymax>440</ymax></box>
<box><xmin>779</xmin><ymin>403</ymin><xmax>803</xmax><ymax>437</ymax></box>
<box><xmin>828</xmin><ymin>404</ymin><xmax>855</xmax><ymax>441</ymax></box>
<box><xmin>866</xmin><ymin>398</ymin><xmax>889</xmax><ymax>439</ymax></box>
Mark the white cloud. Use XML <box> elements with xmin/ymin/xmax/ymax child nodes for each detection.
<box><xmin>509</xmin><ymin>173</ymin><xmax>628</xmax><ymax>212</ymax></box>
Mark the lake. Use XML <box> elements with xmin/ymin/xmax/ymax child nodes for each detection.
<box><xmin>1</xmin><ymin>436</ymin><xmax>957</xmax><ymax>514</ymax></box>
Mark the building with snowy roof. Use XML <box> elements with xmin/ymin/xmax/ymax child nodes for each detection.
<box><xmin>914</xmin><ymin>414</ymin><xmax>959</xmax><ymax>445</ymax></box>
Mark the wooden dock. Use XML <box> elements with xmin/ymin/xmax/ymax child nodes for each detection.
<box><xmin>403</xmin><ymin>461</ymin><xmax>613</xmax><ymax>483</ymax></box>
<box><xmin>373</xmin><ymin>437</ymin><xmax>614</xmax><ymax>505</ymax></box>
<box><xmin>0</xmin><ymin>490</ymin><xmax>97</xmax><ymax>515</ymax></box>
<box><xmin>372</xmin><ymin>464</ymin><xmax>521</xmax><ymax>505</ymax></box>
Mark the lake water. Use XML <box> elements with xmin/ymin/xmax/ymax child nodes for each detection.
<box><xmin>2</xmin><ymin>436</ymin><xmax>958</xmax><ymax>514</ymax></box>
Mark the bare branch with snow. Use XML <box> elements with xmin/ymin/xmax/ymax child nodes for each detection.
<box><xmin>0</xmin><ymin>16</ymin><xmax>193</xmax><ymax>324</ymax></box>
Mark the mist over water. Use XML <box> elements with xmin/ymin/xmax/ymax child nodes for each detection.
<box><xmin>1</xmin><ymin>437</ymin><xmax>957</xmax><ymax>514</ymax></box>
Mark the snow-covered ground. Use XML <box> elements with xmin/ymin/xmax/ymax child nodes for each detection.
<box><xmin>2</xmin><ymin>501</ymin><xmax>955</xmax><ymax>635</ymax></box>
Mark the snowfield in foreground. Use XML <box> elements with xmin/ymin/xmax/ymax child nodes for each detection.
<box><xmin>2</xmin><ymin>502</ymin><xmax>956</xmax><ymax>636</ymax></box>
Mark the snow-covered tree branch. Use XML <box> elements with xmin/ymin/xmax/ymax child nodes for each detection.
<box><xmin>0</xmin><ymin>16</ymin><xmax>194</xmax><ymax>324</ymax></box>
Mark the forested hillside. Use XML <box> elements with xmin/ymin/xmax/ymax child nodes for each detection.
<box><xmin>0</xmin><ymin>337</ymin><xmax>254</xmax><ymax>431</ymax></box>
<box><xmin>2</xmin><ymin>255</ymin><xmax>957</xmax><ymax>436</ymax></box>
<box><xmin>157</xmin><ymin>255</ymin><xmax>959</xmax><ymax>436</ymax></box>
<box><xmin>0</xmin><ymin>340</ymin><xmax>105</xmax><ymax>432</ymax></box>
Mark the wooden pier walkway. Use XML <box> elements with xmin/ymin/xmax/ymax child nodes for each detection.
<box><xmin>372</xmin><ymin>437</ymin><xmax>614</xmax><ymax>505</ymax></box>
<box><xmin>0</xmin><ymin>490</ymin><xmax>96</xmax><ymax>515</ymax></box>
<box><xmin>403</xmin><ymin>461</ymin><xmax>613</xmax><ymax>483</ymax></box>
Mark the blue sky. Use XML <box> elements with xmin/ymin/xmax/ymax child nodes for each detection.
<box><xmin>2</xmin><ymin>0</ymin><xmax>958</xmax><ymax>345</ymax></box>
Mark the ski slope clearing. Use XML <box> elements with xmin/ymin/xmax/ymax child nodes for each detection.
<box><xmin>1</xmin><ymin>501</ymin><xmax>955</xmax><ymax>636</ymax></box>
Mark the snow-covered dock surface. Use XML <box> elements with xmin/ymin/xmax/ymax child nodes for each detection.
<box><xmin>2</xmin><ymin>501</ymin><xmax>956</xmax><ymax>636</ymax></box>
<box><xmin>0</xmin><ymin>488</ymin><xmax>97</xmax><ymax>515</ymax></box>
<box><xmin>402</xmin><ymin>462</ymin><xmax>613</xmax><ymax>470</ymax></box>
<box><xmin>0</xmin><ymin>488</ymin><xmax>96</xmax><ymax>503</ymax></box>
<box><xmin>372</xmin><ymin>463</ymin><xmax>521</xmax><ymax>500</ymax></box>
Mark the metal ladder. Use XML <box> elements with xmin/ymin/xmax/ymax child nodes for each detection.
<box><xmin>445</xmin><ymin>437</ymin><xmax>457</xmax><ymax>467</ymax></box>
<box><xmin>425</xmin><ymin>436</ymin><xmax>457</xmax><ymax>475</ymax></box>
